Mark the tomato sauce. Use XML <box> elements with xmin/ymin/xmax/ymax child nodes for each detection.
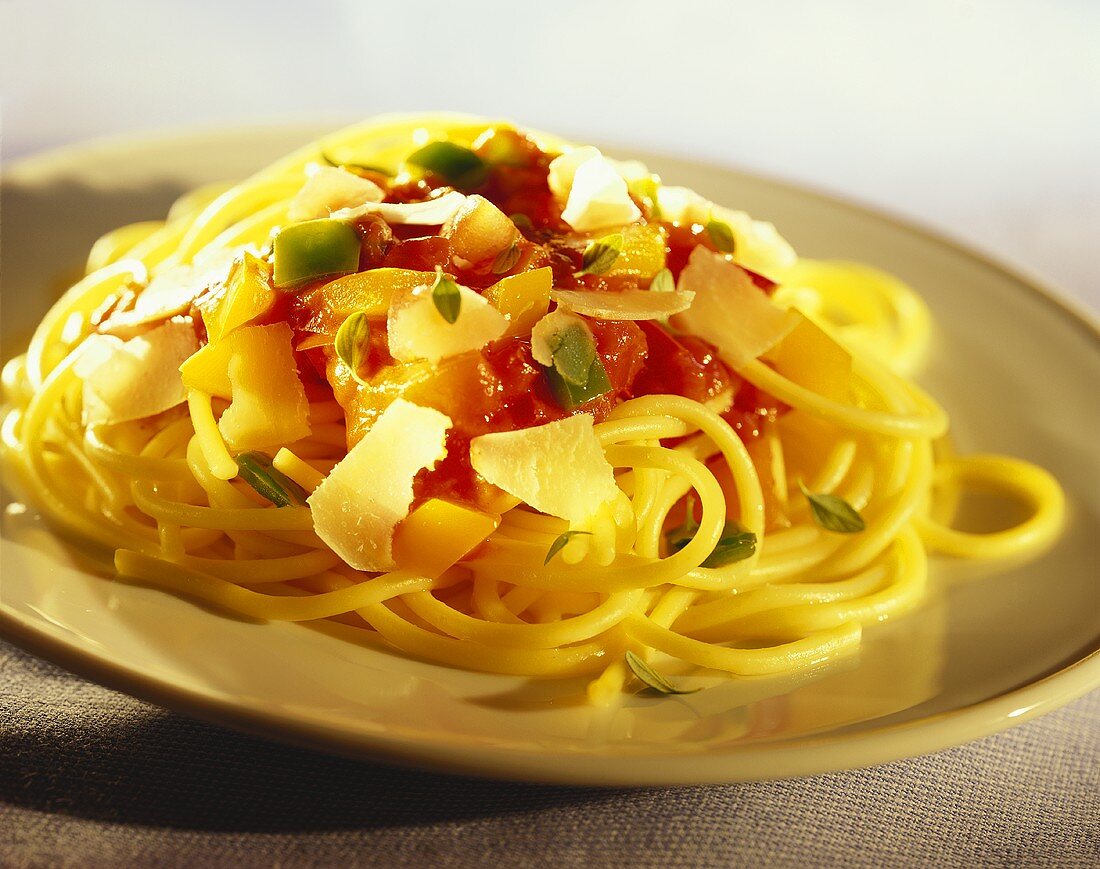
<box><xmin>286</xmin><ymin>130</ymin><xmax>784</xmax><ymax>507</ymax></box>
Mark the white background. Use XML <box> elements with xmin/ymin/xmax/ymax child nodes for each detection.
<box><xmin>2</xmin><ymin>0</ymin><xmax>1097</xmax><ymax>312</ymax></box>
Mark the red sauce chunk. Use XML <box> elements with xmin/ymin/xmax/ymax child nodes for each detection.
<box><xmin>281</xmin><ymin>128</ymin><xmax>785</xmax><ymax>507</ymax></box>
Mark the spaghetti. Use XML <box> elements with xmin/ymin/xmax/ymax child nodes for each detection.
<box><xmin>0</xmin><ymin>115</ymin><xmax>1065</xmax><ymax>704</ymax></box>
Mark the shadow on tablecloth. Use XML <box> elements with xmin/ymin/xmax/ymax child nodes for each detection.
<box><xmin>0</xmin><ymin>643</ymin><xmax>623</xmax><ymax>833</ymax></box>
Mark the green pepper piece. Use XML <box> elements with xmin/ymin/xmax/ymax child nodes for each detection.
<box><xmin>543</xmin><ymin>357</ymin><xmax>612</xmax><ymax>410</ymax></box>
<box><xmin>273</xmin><ymin>219</ymin><xmax>361</xmax><ymax>289</ymax></box>
<box><xmin>407</xmin><ymin>141</ymin><xmax>487</xmax><ymax>191</ymax></box>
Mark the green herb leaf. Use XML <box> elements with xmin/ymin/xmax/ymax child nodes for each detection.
<box><xmin>628</xmin><ymin>176</ymin><xmax>662</xmax><ymax>220</ymax></box>
<box><xmin>334</xmin><ymin>311</ymin><xmax>371</xmax><ymax>385</ymax></box>
<box><xmin>407</xmin><ymin>141</ymin><xmax>487</xmax><ymax>190</ymax></box>
<box><xmin>704</xmin><ymin>527</ymin><xmax>758</xmax><ymax>567</ymax></box>
<box><xmin>431</xmin><ymin>268</ymin><xmax>462</xmax><ymax>324</ymax></box>
<box><xmin>543</xmin><ymin>358</ymin><xmax>612</xmax><ymax>410</ymax></box>
<box><xmin>320</xmin><ymin>151</ymin><xmax>390</xmax><ymax>176</ymax></box>
<box><xmin>491</xmin><ymin>241</ymin><xmax>521</xmax><ymax>275</ymax></box>
<box><xmin>650</xmin><ymin>267</ymin><xmax>675</xmax><ymax>293</ymax></box>
<box><xmin>510</xmin><ymin>213</ymin><xmax>535</xmax><ymax>232</ymax></box>
<box><xmin>706</xmin><ymin>219</ymin><xmax>736</xmax><ymax>254</ymax></box>
<box><xmin>544</xmin><ymin>530</ymin><xmax>592</xmax><ymax>565</ymax></box>
<box><xmin>625</xmin><ymin>650</ymin><xmax>701</xmax><ymax>696</ymax></box>
<box><xmin>236</xmin><ymin>452</ymin><xmax>308</xmax><ymax>508</ymax></box>
<box><xmin>579</xmin><ymin>233</ymin><xmax>623</xmax><ymax>275</ymax></box>
<box><xmin>799</xmin><ymin>481</ymin><xmax>865</xmax><ymax>533</ymax></box>
<box><xmin>664</xmin><ymin>495</ymin><xmax>757</xmax><ymax>567</ymax></box>
<box><xmin>548</xmin><ymin>322</ymin><xmax>598</xmax><ymax>387</ymax></box>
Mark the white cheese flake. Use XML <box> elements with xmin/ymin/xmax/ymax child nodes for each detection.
<box><xmin>655</xmin><ymin>186</ymin><xmax>796</xmax><ymax>279</ymax></box>
<box><xmin>547</xmin><ymin>146</ymin><xmax>602</xmax><ymax>201</ymax></box>
<box><xmin>330</xmin><ymin>190</ymin><xmax>469</xmax><ymax>226</ymax></box>
<box><xmin>388</xmin><ymin>280</ymin><xmax>507</xmax><ymax>363</ymax></box>
<box><xmin>560</xmin><ymin>156</ymin><xmax>642</xmax><ymax>233</ymax></box>
<box><xmin>308</xmin><ymin>399</ymin><xmax>452</xmax><ymax>572</ymax></box>
<box><xmin>103</xmin><ymin>246</ymin><xmax>252</xmax><ymax>334</ymax></box>
<box><xmin>288</xmin><ymin>166</ymin><xmax>385</xmax><ymax>221</ymax></box>
<box><xmin>469</xmin><ymin>415</ymin><xmax>619</xmax><ymax>525</ymax></box>
<box><xmin>671</xmin><ymin>247</ymin><xmax>800</xmax><ymax>370</ymax></box>
<box><xmin>550</xmin><ymin>288</ymin><xmax>695</xmax><ymax>320</ymax></box>
<box><xmin>77</xmin><ymin>318</ymin><xmax>198</xmax><ymax>426</ymax></box>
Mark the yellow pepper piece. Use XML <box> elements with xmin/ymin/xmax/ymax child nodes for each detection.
<box><xmin>392</xmin><ymin>499</ymin><xmax>500</xmax><ymax>577</ymax></box>
<box><xmin>484</xmin><ymin>266</ymin><xmax>551</xmax><ymax>338</ymax></box>
<box><xmin>199</xmin><ymin>252</ymin><xmax>276</xmax><ymax>343</ymax></box>
<box><xmin>607</xmin><ymin>224</ymin><xmax>666</xmax><ymax>279</ymax></box>
<box><xmin>772</xmin><ymin>313</ymin><xmax>852</xmax><ymax>402</ymax></box>
<box><xmin>180</xmin><ymin>323</ymin><xmax>310</xmax><ymax>450</ymax></box>
<box><xmin>317</xmin><ymin>268</ymin><xmax>436</xmax><ymax>318</ymax></box>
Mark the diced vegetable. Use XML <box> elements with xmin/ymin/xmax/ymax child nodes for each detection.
<box><xmin>179</xmin><ymin>322</ymin><xmax>310</xmax><ymax>450</ymax></box>
<box><xmin>391</xmin><ymin>499</ymin><xmax>500</xmax><ymax>577</ymax></box>
<box><xmin>671</xmin><ymin>248</ymin><xmax>800</xmax><ymax>370</ymax></box>
<box><xmin>483</xmin><ymin>267</ymin><xmax>552</xmax><ymax>338</ymax></box>
<box><xmin>308</xmin><ymin>399</ymin><xmax>452</xmax><ymax>571</ymax></box>
<box><xmin>287</xmin><ymin>166</ymin><xmax>384</xmax><ymax>222</ymax></box>
<box><xmin>443</xmin><ymin>195</ymin><xmax>519</xmax><ymax>265</ymax></box>
<box><xmin>305</xmin><ymin>268</ymin><xmax>437</xmax><ymax>332</ymax></box>
<box><xmin>273</xmin><ymin>219</ymin><xmax>361</xmax><ymax>289</ymax></box>
<box><xmin>606</xmin><ymin>224</ymin><xmax>666</xmax><ymax>278</ymax></box>
<box><xmin>388</xmin><ymin>278</ymin><xmax>508</xmax><ymax>363</ymax></box>
<box><xmin>469</xmin><ymin>414</ymin><xmax>619</xmax><ymax>524</ymax></box>
<box><xmin>771</xmin><ymin>313</ymin><xmax>852</xmax><ymax>401</ymax></box>
<box><xmin>407</xmin><ymin>141</ymin><xmax>487</xmax><ymax>190</ymax></box>
<box><xmin>198</xmin><ymin>252</ymin><xmax>276</xmax><ymax>343</ymax></box>
<box><xmin>77</xmin><ymin>319</ymin><xmax>198</xmax><ymax>425</ymax></box>
<box><xmin>550</xmin><ymin>288</ymin><xmax>694</xmax><ymax>320</ymax></box>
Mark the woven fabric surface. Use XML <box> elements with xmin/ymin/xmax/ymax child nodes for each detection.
<box><xmin>1</xmin><ymin>640</ymin><xmax>1097</xmax><ymax>868</ymax></box>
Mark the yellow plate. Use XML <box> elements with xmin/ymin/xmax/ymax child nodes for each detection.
<box><xmin>2</xmin><ymin>122</ymin><xmax>1098</xmax><ymax>785</ymax></box>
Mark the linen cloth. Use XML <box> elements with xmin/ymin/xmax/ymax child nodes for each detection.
<box><xmin>2</xmin><ymin>640</ymin><xmax>1097</xmax><ymax>868</ymax></box>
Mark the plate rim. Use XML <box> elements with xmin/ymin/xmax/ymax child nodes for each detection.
<box><xmin>2</xmin><ymin>124</ymin><xmax>1098</xmax><ymax>787</ymax></box>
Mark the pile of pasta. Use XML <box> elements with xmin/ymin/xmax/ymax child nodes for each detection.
<box><xmin>0</xmin><ymin>115</ymin><xmax>1065</xmax><ymax>703</ymax></box>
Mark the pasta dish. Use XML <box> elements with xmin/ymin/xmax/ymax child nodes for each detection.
<box><xmin>0</xmin><ymin>115</ymin><xmax>1065</xmax><ymax>703</ymax></box>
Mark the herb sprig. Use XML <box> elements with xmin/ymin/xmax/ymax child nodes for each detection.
<box><xmin>625</xmin><ymin>651</ymin><xmax>700</xmax><ymax>696</ymax></box>
<box><xmin>799</xmin><ymin>482</ymin><xmax>865</xmax><ymax>533</ymax></box>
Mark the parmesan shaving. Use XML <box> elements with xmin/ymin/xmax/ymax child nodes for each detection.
<box><xmin>388</xmin><ymin>281</ymin><xmax>507</xmax><ymax>363</ymax></box>
<box><xmin>308</xmin><ymin>399</ymin><xmax>452</xmax><ymax>571</ymax></box>
<box><xmin>288</xmin><ymin>166</ymin><xmax>385</xmax><ymax>222</ymax></box>
<box><xmin>671</xmin><ymin>247</ymin><xmax>800</xmax><ymax>370</ymax></box>
<box><xmin>550</xmin><ymin>288</ymin><xmax>695</xmax><ymax>320</ymax></box>
<box><xmin>330</xmin><ymin>190</ymin><xmax>469</xmax><ymax>226</ymax></box>
<box><xmin>77</xmin><ymin>318</ymin><xmax>198</xmax><ymax>426</ymax></box>
<box><xmin>103</xmin><ymin>246</ymin><xmax>251</xmax><ymax>334</ymax></box>
<box><xmin>469</xmin><ymin>415</ymin><xmax>619</xmax><ymax>524</ymax></box>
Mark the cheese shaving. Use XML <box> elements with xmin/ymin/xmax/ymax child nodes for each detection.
<box><xmin>469</xmin><ymin>415</ymin><xmax>619</xmax><ymax>525</ymax></box>
<box><xmin>288</xmin><ymin>166</ymin><xmax>385</xmax><ymax>221</ymax></box>
<box><xmin>671</xmin><ymin>247</ymin><xmax>800</xmax><ymax>370</ymax></box>
<box><xmin>550</xmin><ymin>288</ymin><xmax>695</xmax><ymax>320</ymax></box>
<box><xmin>77</xmin><ymin>318</ymin><xmax>198</xmax><ymax>426</ymax></box>
<box><xmin>330</xmin><ymin>190</ymin><xmax>469</xmax><ymax>226</ymax></box>
<box><xmin>308</xmin><ymin>399</ymin><xmax>452</xmax><ymax>571</ymax></box>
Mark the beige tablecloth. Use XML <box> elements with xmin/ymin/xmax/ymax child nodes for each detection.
<box><xmin>1</xmin><ymin>640</ymin><xmax>1097</xmax><ymax>868</ymax></box>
